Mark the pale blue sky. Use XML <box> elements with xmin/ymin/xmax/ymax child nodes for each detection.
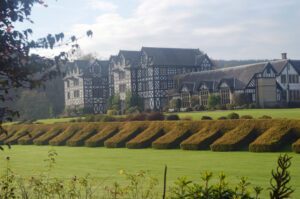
<box><xmin>18</xmin><ymin>0</ymin><xmax>300</xmax><ymax>60</ymax></box>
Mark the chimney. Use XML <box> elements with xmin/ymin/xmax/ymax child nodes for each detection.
<box><xmin>281</xmin><ymin>53</ymin><xmax>287</xmax><ymax>60</ymax></box>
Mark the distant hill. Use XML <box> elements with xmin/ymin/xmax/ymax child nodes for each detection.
<box><xmin>214</xmin><ymin>59</ymin><xmax>273</xmax><ymax>68</ymax></box>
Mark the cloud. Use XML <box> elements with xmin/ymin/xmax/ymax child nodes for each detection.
<box><xmin>87</xmin><ymin>0</ymin><xmax>118</xmax><ymax>12</ymax></box>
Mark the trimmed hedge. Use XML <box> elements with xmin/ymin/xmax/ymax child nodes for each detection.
<box><xmin>33</xmin><ymin>123</ymin><xmax>67</xmax><ymax>145</ymax></box>
<box><xmin>66</xmin><ymin>123</ymin><xmax>103</xmax><ymax>146</ymax></box>
<box><xmin>4</xmin><ymin>125</ymin><xmax>34</xmax><ymax>145</ymax></box>
<box><xmin>210</xmin><ymin>123</ymin><xmax>257</xmax><ymax>151</ymax></box>
<box><xmin>292</xmin><ymin>138</ymin><xmax>300</xmax><ymax>153</ymax></box>
<box><xmin>249</xmin><ymin>121</ymin><xmax>297</xmax><ymax>152</ymax></box>
<box><xmin>104</xmin><ymin>122</ymin><xmax>148</xmax><ymax>148</ymax></box>
<box><xmin>0</xmin><ymin>125</ymin><xmax>22</xmax><ymax>144</ymax></box>
<box><xmin>126</xmin><ymin>122</ymin><xmax>173</xmax><ymax>149</ymax></box>
<box><xmin>152</xmin><ymin>121</ymin><xmax>201</xmax><ymax>149</ymax></box>
<box><xmin>18</xmin><ymin>124</ymin><xmax>50</xmax><ymax>145</ymax></box>
<box><xmin>49</xmin><ymin>123</ymin><xmax>82</xmax><ymax>146</ymax></box>
<box><xmin>85</xmin><ymin>123</ymin><xmax>122</xmax><ymax>147</ymax></box>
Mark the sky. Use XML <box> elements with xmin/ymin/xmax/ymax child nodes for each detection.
<box><xmin>19</xmin><ymin>0</ymin><xmax>300</xmax><ymax>60</ymax></box>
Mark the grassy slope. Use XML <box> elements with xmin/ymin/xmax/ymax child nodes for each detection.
<box><xmin>0</xmin><ymin>146</ymin><xmax>299</xmax><ymax>198</ymax></box>
<box><xmin>174</xmin><ymin>108</ymin><xmax>300</xmax><ymax>120</ymax></box>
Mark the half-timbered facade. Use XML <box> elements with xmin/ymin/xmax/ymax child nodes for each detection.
<box><xmin>170</xmin><ymin>55</ymin><xmax>300</xmax><ymax>108</ymax></box>
<box><xmin>64</xmin><ymin>60</ymin><xmax>109</xmax><ymax>114</ymax></box>
<box><xmin>110</xmin><ymin>47</ymin><xmax>214</xmax><ymax>110</ymax></box>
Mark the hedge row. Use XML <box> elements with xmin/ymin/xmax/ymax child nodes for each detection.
<box><xmin>104</xmin><ymin>122</ymin><xmax>148</xmax><ymax>148</ymax></box>
<box><xmin>152</xmin><ymin>121</ymin><xmax>203</xmax><ymax>149</ymax></box>
<box><xmin>49</xmin><ymin>123</ymin><xmax>83</xmax><ymax>146</ymax></box>
<box><xmin>18</xmin><ymin>124</ymin><xmax>51</xmax><ymax>145</ymax></box>
<box><xmin>85</xmin><ymin>123</ymin><xmax>122</xmax><ymax>147</ymax></box>
<box><xmin>126</xmin><ymin>122</ymin><xmax>173</xmax><ymax>149</ymax></box>
<box><xmin>292</xmin><ymin>138</ymin><xmax>300</xmax><ymax>153</ymax></box>
<box><xmin>0</xmin><ymin>125</ymin><xmax>22</xmax><ymax>144</ymax></box>
<box><xmin>33</xmin><ymin>123</ymin><xmax>67</xmax><ymax>145</ymax></box>
<box><xmin>249</xmin><ymin>120</ymin><xmax>297</xmax><ymax>152</ymax></box>
<box><xmin>66</xmin><ymin>123</ymin><xmax>104</xmax><ymax>146</ymax></box>
<box><xmin>4</xmin><ymin>125</ymin><xmax>35</xmax><ymax>145</ymax></box>
<box><xmin>210</xmin><ymin>123</ymin><xmax>257</xmax><ymax>151</ymax></box>
<box><xmin>180</xmin><ymin>120</ymin><xmax>239</xmax><ymax>150</ymax></box>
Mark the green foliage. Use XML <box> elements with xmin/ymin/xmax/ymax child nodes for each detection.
<box><xmin>49</xmin><ymin>123</ymin><xmax>82</xmax><ymax>146</ymax></box>
<box><xmin>106</xmin><ymin>96</ymin><xmax>114</xmax><ymax>110</ymax></box>
<box><xmin>227</xmin><ymin>112</ymin><xmax>240</xmax><ymax>119</ymax></box>
<box><xmin>241</xmin><ymin>115</ymin><xmax>253</xmax><ymax>119</ymax></box>
<box><xmin>124</xmin><ymin>92</ymin><xmax>143</xmax><ymax>112</ymax></box>
<box><xmin>232</xmin><ymin>93</ymin><xmax>252</xmax><ymax>106</ymax></box>
<box><xmin>166</xmin><ymin>115</ymin><xmax>180</xmax><ymax>121</ymax></box>
<box><xmin>259</xmin><ymin>115</ymin><xmax>272</xmax><ymax>119</ymax></box>
<box><xmin>292</xmin><ymin>138</ymin><xmax>300</xmax><ymax>153</ymax></box>
<box><xmin>147</xmin><ymin>112</ymin><xmax>165</xmax><ymax>121</ymax></box>
<box><xmin>217</xmin><ymin>116</ymin><xmax>227</xmax><ymax>120</ymax></box>
<box><xmin>169</xmin><ymin>99</ymin><xmax>181</xmax><ymax>110</ymax></box>
<box><xmin>112</xmin><ymin>95</ymin><xmax>121</xmax><ymax>111</ymax></box>
<box><xmin>207</xmin><ymin>94</ymin><xmax>221</xmax><ymax>109</ymax></box>
<box><xmin>190</xmin><ymin>96</ymin><xmax>199</xmax><ymax>107</ymax></box>
<box><xmin>85</xmin><ymin>124</ymin><xmax>120</xmax><ymax>147</ymax></box>
<box><xmin>66</xmin><ymin>123</ymin><xmax>101</xmax><ymax>146</ymax></box>
<box><xmin>201</xmin><ymin>116</ymin><xmax>212</xmax><ymax>120</ymax></box>
<box><xmin>16</xmin><ymin>90</ymin><xmax>52</xmax><ymax>120</ymax></box>
<box><xmin>107</xmin><ymin>110</ymin><xmax>119</xmax><ymax>116</ymax></box>
<box><xmin>269</xmin><ymin>154</ymin><xmax>294</xmax><ymax>199</ymax></box>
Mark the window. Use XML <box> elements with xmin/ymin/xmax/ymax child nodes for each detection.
<box><xmin>160</xmin><ymin>81</ymin><xmax>168</xmax><ymax>89</ymax></box>
<box><xmin>281</xmin><ymin>75</ymin><xmax>286</xmax><ymax>84</ymax></box>
<box><xmin>159</xmin><ymin>68</ymin><xmax>167</xmax><ymax>75</ymax></box>
<box><xmin>74</xmin><ymin>90</ymin><xmax>80</xmax><ymax>98</ymax></box>
<box><xmin>142</xmin><ymin>82</ymin><xmax>149</xmax><ymax>91</ymax></box>
<box><xmin>181</xmin><ymin>93</ymin><xmax>190</xmax><ymax>107</ymax></box>
<box><xmin>289</xmin><ymin>90</ymin><xmax>300</xmax><ymax>101</ymax></box>
<box><xmin>119</xmin><ymin>84</ymin><xmax>126</xmax><ymax>92</ymax></box>
<box><xmin>93</xmin><ymin>88</ymin><xmax>103</xmax><ymax>98</ymax></box>
<box><xmin>67</xmin><ymin>92</ymin><xmax>70</xmax><ymax>99</ymax></box>
<box><xmin>74</xmin><ymin>79</ymin><xmax>79</xmax><ymax>86</ymax></box>
<box><xmin>119</xmin><ymin>71</ymin><xmax>125</xmax><ymax>80</ymax></box>
<box><xmin>66</xmin><ymin>81</ymin><xmax>70</xmax><ymax>87</ymax></box>
<box><xmin>92</xmin><ymin>78</ymin><xmax>101</xmax><ymax>85</ymax></box>
<box><xmin>94</xmin><ymin>66</ymin><xmax>100</xmax><ymax>73</ymax></box>
<box><xmin>168</xmin><ymin>80</ymin><xmax>174</xmax><ymax>89</ymax></box>
<box><xmin>141</xmin><ymin>69</ymin><xmax>147</xmax><ymax>78</ymax></box>
<box><xmin>199</xmin><ymin>90</ymin><xmax>209</xmax><ymax>106</ymax></box>
<box><xmin>288</xmin><ymin>74</ymin><xmax>299</xmax><ymax>83</ymax></box>
<box><xmin>220</xmin><ymin>88</ymin><xmax>230</xmax><ymax>104</ymax></box>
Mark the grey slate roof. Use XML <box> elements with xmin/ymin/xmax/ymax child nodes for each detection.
<box><xmin>141</xmin><ymin>47</ymin><xmax>203</xmax><ymax>66</ymax></box>
<box><xmin>119</xmin><ymin>50</ymin><xmax>140</xmax><ymax>67</ymax></box>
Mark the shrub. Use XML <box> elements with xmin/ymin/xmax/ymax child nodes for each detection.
<box><xmin>227</xmin><ymin>112</ymin><xmax>239</xmax><ymax>119</ymax></box>
<box><xmin>66</xmin><ymin>123</ymin><xmax>102</xmax><ymax>146</ymax></box>
<box><xmin>249</xmin><ymin>122</ymin><xmax>297</xmax><ymax>152</ymax></box>
<box><xmin>126</xmin><ymin>122</ymin><xmax>168</xmax><ymax>149</ymax></box>
<box><xmin>217</xmin><ymin>116</ymin><xmax>227</xmax><ymax>120</ymax></box>
<box><xmin>76</xmin><ymin>117</ymin><xmax>83</xmax><ymax>122</ymax></box>
<box><xmin>49</xmin><ymin>123</ymin><xmax>82</xmax><ymax>146</ymax></box>
<box><xmin>104</xmin><ymin>122</ymin><xmax>148</xmax><ymax>148</ymax></box>
<box><xmin>182</xmin><ymin>116</ymin><xmax>192</xmax><ymax>121</ymax></box>
<box><xmin>215</xmin><ymin>104</ymin><xmax>226</xmax><ymax>110</ymax></box>
<box><xmin>240</xmin><ymin>115</ymin><xmax>253</xmax><ymax>119</ymax></box>
<box><xmin>207</xmin><ymin>94</ymin><xmax>221</xmax><ymax>109</ymax></box>
<box><xmin>201</xmin><ymin>116</ymin><xmax>212</xmax><ymax>120</ymax></box>
<box><xmin>100</xmin><ymin>115</ymin><xmax>116</xmax><ymax>122</ymax></box>
<box><xmin>18</xmin><ymin>124</ymin><xmax>50</xmax><ymax>145</ymax></box>
<box><xmin>107</xmin><ymin>109</ymin><xmax>118</xmax><ymax>116</ymax></box>
<box><xmin>292</xmin><ymin>138</ymin><xmax>300</xmax><ymax>153</ymax></box>
<box><xmin>193</xmin><ymin>105</ymin><xmax>205</xmax><ymax>111</ymax></box>
<box><xmin>126</xmin><ymin>106</ymin><xmax>140</xmax><ymax>114</ymax></box>
<box><xmin>84</xmin><ymin>115</ymin><xmax>95</xmax><ymax>122</ymax></box>
<box><xmin>166</xmin><ymin>114</ymin><xmax>180</xmax><ymax>121</ymax></box>
<box><xmin>162</xmin><ymin>106</ymin><xmax>169</xmax><ymax>112</ymax></box>
<box><xmin>4</xmin><ymin>125</ymin><xmax>34</xmax><ymax>145</ymax></box>
<box><xmin>152</xmin><ymin>121</ymin><xmax>201</xmax><ymax>149</ymax></box>
<box><xmin>126</xmin><ymin>113</ymin><xmax>147</xmax><ymax>121</ymax></box>
<box><xmin>225</xmin><ymin>104</ymin><xmax>234</xmax><ymax>110</ymax></box>
<box><xmin>185</xmin><ymin>107</ymin><xmax>193</xmax><ymax>112</ymax></box>
<box><xmin>69</xmin><ymin>119</ymin><xmax>76</xmax><ymax>122</ymax></box>
<box><xmin>259</xmin><ymin>115</ymin><xmax>272</xmax><ymax>119</ymax></box>
<box><xmin>33</xmin><ymin>124</ymin><xmax>67</xmax><ymax>145</ymax></box>
<box><xmin>210</xmin><ymin>123</ymin><xmax>257</xmax><ymax>151</ymax></box>
<box><xmin>146</xmin><ymin>112</ymin><xmax>165</xmax><ymax>121</ymax></box>
<box><xmin>85</xmin><ymin>123</ymin><xmax>121</xmax><ymax>147</ymax></box>
<box><xmin>0</xmin><ymin>125</ymin><xmax>22</xmax><ymax>144</ymax></box>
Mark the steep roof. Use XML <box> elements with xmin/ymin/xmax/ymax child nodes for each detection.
<box><xmin>269</xmin><ymin>60</ymin><xmax>288</xmax><ymax>74</ymax></box>
<box><xmin>141</xmin><ymin>47</ymin><xmax>203</xmax><ymax>66</ymax></box>
<box><xmin>289</xmin><ymin>60</ymin><xmax>300</xmax><ymax>74</ymax></box>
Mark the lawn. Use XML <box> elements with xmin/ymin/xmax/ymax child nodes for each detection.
<box><xmin>0</xmin><ymin>146</ymin><xmax>299</xmax><ymax>198</ymax></box>
<box><xmin>174</xmin><ymin>108</ymin><xmax>300</xmax><ymax>120</ymax></box>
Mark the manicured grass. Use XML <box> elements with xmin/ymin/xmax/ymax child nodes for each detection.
<box><xmin>0</xmin><ymin>146</ymin><xmax>299</xmax><ymax>198</ymax></box>
<box><xmin>174</xmin><ymin>108</ymin><xmax>300</xmax><ymax>120</ymax></box>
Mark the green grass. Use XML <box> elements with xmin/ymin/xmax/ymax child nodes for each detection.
<box><xmin>174</xmin><ymin>108</ymin><xmax>300</xmax><ymax>120</ymax></box>
<box><xmin>0</xmin><ymin>146</ymin><xmax>299</xmax><ymax>198</ymax></box>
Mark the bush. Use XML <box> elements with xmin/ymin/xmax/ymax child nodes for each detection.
<box><xmin>249</xmin><ymin>122</ymin><xmax>297</xmax><ymax>152</ymax></box>
<box><xmin>193</xmin><ymin>105</ymin><xmax>205</xmax><ymax>111</ymax></box>
<box><xmin>166</xmin><ymin>114</ymin><xmax>180</xmax><ymax>121</ymax></box>
<box><xmin>33</xmin><ymin>124</ymin><xmax>67</xmax><ymax>145</ymax></box>
<box><xmin>292</xmin><ymin>138</ymin><xmax>300</xmax><ymax>153</ymax></box>
<box><xmin>18</xmin><ymin>124</ymin><xmax>50</xmax><ymax>145</ymax></box>
<box><xmin>215</xmin><ymin>104</ymin><xmax>226</xmax><ymax>110</ymax></box>
<box><xmin>186</xmin><ymin>107</ymin><xmax>193</xmax><ymax>112</ymax></box>
<box><xmin>217</xmin><ymin>116</ymin><xmax>227</xmax><ymax>120</ymax></box>
<box><xmin>162</xmin><ymin>106</ymin><xmax>169</xmax><ymax>112</ymax></box>
<box><xmin>210</xmin><ymin>123</ymin><xmax>257</xmax><ymax>151</ymax></box>
<box><xmin>66</xmin><ymin>123</ymin><xmax>102</xmax><ymax>146</ymax></box>
<box><xmin>49</xmin><ymin>123</ymin><xmax>82</xmax><ymax>146</ymax></box>
<box><xmin>201</xmin><ymin>116</ymin><xmax>212</xmax><ymax>120</ymax></box>
<box><xmin>76</xmin><ymin>117</ymin><xmax>83</xmax><ymax>122</ymax></box>
<box><xmin>207</xmin><ymin>94</ymin><xmax>221</xmax><ymax>109</ymax></box>
<box><xmin>227</xmin><ymin>112</ymin><xmax>239</xmax><ymax>119</ymax></box>
<box><xmin>259</xmin><ymin>115</ymin><xmax>272</xmax><ymax>119</ymax></box>
<box><xmin>126</xmin><ymin>106</ymin><xmax>140</xmax><ymax>114</ymax></box>
<box><xmin>4</xmin><ymin>125</ymin><xmax>34</xmax><ymax>145</ymax></box>
<box><xmin>126</xmin><ymin>113</ymin><xmax>147</xmax><ymax>121</ymax></box>
<box><xmin>107</xmin><ymin>109</ymin><xmax>118</xmax><ymax>116</ymax></box>
<box><xmin>226</xmin><ymin>104</ymin><xmax>234</xmax><ymax>110</ymax></box>
<box><xmin>146</xmin><ymin>112</ymin><xmax>165</xmax><ymax>121</ymax></box>
<box><xmin>84</xmin><ymin>115</ymin><xmax>95</xmax><ymax>122</ymax></box>
<box><xmin>240</xmin><ymin>115</ymin><xmax>253</xmax><ymax>119</ymax></box>
<box><xmin>100</xmin><ymin>116</ymin><xmax>116</xmax><ymax>122</ymax></box>
<box><xmin>69</xmin><ymin>119</ymin><xmax>76</xmax><ymax>122</ymax></box>
<box><xmin>182</xmin><ymin>116</ymin><xmax>192</xmax><ymax>121</ymax></box>
<box><xmin>104</xmin><ymin>122</ymin><xmax>148</xmax><ymax>148</ymax></box>
<box><xmin>85</xmin><ymin>123</ymin><xmax>120</xmax><ymax>147</ymax></box>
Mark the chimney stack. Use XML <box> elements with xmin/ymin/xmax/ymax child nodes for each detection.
<box><xmin>281</xmin><ymin>53</ymin><xmax>287</xmax><ymax>60</ymax></box>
